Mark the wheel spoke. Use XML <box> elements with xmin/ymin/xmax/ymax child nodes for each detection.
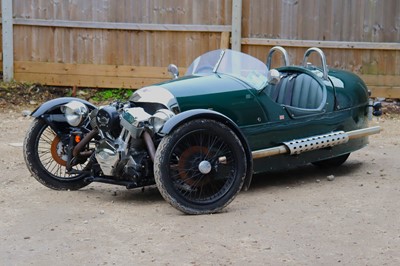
<box><xmin>24</xmin><ymin>118</ymin><xmax>92</xmax><ymax>190</ymax></box>
<box><xmin>154</xmin><ymin>119</ymin><xmax>247</xmax><ymax>214</ymax></box>
<box><xmin>36</xmin><ymin>124</ymin><xmax>89</xmax><ymax>180</ymax></box>
<box><xmin>169</xmin><ymin>129</ymin><xmax>237</xmax><ymax>203</ymax></box>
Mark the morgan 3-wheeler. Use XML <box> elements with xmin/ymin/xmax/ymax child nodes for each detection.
<box><xmin>23</xmin><ymin>47</ymin><xmax>382</xmax><ymax>214</ymax></box>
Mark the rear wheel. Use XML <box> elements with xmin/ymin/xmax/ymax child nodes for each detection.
<box><xmin>154</xmin><ymin>119</ymin><xmax>247</xmax><ymax>214</ymax></box>
<box><xmin>23</xmin><ymin>118</ymin><xmax>91</xmax><ymax>190</ymax></box>
<box><xmin>312</xmin><ymin>153</ymin><xmax>350</xmax><ymax>168</ymax></box>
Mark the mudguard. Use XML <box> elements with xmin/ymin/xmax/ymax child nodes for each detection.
<box><xmin>161</xmin><ymin>109</ymin><xmax>254</xmax><ymax>190</ymax></box>
<box><xmin>31</xmin><ymin>97</ymin><xmax>97</xmax><ymax>117</ymax></box>
<box><xmin>29</xmin><ymin>97</ymin><xmax>97</xmax><ymax>138</ymax></box>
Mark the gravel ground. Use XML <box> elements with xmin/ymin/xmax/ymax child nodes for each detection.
<box><xmin>0</xmin><ymin>109</ymin><xmax>399</xmax><ymax>266</ymax></box>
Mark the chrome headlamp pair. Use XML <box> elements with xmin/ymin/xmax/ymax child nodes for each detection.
<box><xmin>62</xmin><ymin>100</ymin><xmax>174</xmax><ymax>133</ymax></box>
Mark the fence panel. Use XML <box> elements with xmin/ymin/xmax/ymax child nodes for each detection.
<box><xmin>2</xmin><ymin>0</ymin><xmax>400</xmax><ymax>97</ymax></box>
<box><xmin>7</xmin><ymin>0</ymin><xmax>232</xmax><ymax>88</ymax></box>
<box><xmin>241</xmin><ymin>0</ymin><xmax>400</xmax><ymax>97</ymax></box>
<box><xmin>12</xmin><ymin>0</ymin><xmax>232</xmax><ymax>66</ymax></box>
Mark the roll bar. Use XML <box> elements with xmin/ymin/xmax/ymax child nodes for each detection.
<box><xmin>266</xmin><ymin>46</ymin><xmax>290</xmax><ymax>70</ymax></box>
<box><xmin>302</xmin><ymin>47</ymin><xmax>329</xmax><ymax>80</ymax></box>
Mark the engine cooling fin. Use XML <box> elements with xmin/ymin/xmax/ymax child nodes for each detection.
<box><xmin>283</xmin><ymin>131</ymin><xmax>349</xmax><ymax>155</ymax></box>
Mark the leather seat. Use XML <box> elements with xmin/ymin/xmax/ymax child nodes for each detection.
<box><xmin>265</xmin><ymin>73</ymin><xmax>324</xmax><ymax>110</ymax></box>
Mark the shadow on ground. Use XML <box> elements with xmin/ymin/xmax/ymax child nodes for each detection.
<box><xmin>248</xmin><ymin>160</ymin><xmax>363</xmax><ymax>192</ymax></box>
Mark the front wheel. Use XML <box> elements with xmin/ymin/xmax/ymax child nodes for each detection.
<box><xmin>23</xmin><ymin>118</ymin><xmax>91</xmax><ymax>190</ymax></box>
<box><xmin>154</xmin><ymin>119</ymin><xmax>247</xmax><ymax>214</ymax></box>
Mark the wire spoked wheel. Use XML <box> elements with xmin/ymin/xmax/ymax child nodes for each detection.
<box><xmin>23</xmin><ymin>118</ymin><xmax>91</xmax><ymax>190</ymax></box>
<box><xmin>154</xmin><ymin>119</ymin><xmax>247</xmax><ymax>214</ymax></box>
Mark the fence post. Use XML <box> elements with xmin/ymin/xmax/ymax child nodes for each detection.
<box><xmin>232</xmin><ymin>0</ymin><xmax>242</xmax><ymax>51</ymax></box>
<box><xmin>2</xmin><ymin>0</ymin><xmax>14</xmax><ymax>82</ymax></box>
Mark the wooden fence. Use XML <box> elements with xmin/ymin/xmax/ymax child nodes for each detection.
<box><xmin>1</xmin><ymin>0</ymin><xmax>400</xmax><ymax>98</ymax></box>
<box><xmin>240</xmin><ymin>0</ymin><xmax>400</xmax><ymax>98</ymax></box>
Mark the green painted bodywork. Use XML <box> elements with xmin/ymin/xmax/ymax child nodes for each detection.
<box><xmin>152</xmin><ymin>66</ymin><xmax>370</xmax><ymax>174</ymax></box>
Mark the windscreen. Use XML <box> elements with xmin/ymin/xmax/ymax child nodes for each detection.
<box><xmin>185</xmin><ymin>49</ymin><xmax>269</xmax><ymax>90</ymax></box>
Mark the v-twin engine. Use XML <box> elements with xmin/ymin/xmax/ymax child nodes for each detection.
<box><xmin>95</xmin><ymin>135</ymin><xmax>149</xmax><ymax>179</ymax></box>
<box><xmin>93</xmin><ymin>105</ymin><xmax>152</xmax><ymax>180</ymax></box>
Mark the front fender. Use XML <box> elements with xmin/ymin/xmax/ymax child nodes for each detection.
<box><xmin>160</xmin><ymin>109</ymin><xmax>231</xmax><ymax>135</ymax></box>
<box><xmin>161</xmin><ymin>109</ymin><xmax>254</xmax><ymax>190</ymax></box>
<box><xmin>31</xmin><ymin>97</ymin><xmax>97</xmax><ymax>117</ymax></box>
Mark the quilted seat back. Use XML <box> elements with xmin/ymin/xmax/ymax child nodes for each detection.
<box><xmin>266</xmin><ymin>73</ymin><xmax>324</xmax><ymax>110</ymax></box>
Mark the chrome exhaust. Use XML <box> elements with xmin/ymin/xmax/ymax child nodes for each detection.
<box><xmin>217</xmin><ymin>126</ymin><xmax>381</xmax><ymax>163</ymax></box>
<box><xmin>251</xmin><ymin>126</ymin><xmax>381</xmax><ymax>159</ymax></box>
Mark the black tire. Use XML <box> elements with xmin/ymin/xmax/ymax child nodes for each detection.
<box><xmin>23</xmin><ymin>118</ymin><xmax>90</xmax><ymax>190</ymax></box>
<box><xmin>312</xmin><ymin>153</ymin><xmax>350</xmax><ymax>168</ymax></box>
<box><xmin>154</xmin><ymin>119</ymin><xmax>247</xmax><ymax>214</ymax></box>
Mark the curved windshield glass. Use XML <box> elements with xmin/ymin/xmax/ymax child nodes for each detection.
<box><xmin>185</xmin><ymin>49</ymin><xmax>269</xmax><ymax>90</ymax></box>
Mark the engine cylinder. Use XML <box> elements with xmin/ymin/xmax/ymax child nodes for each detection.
<box><xmin>96</xmin><ymin>106</ymin><xmax>121</xmax><ymax>138</ymax></box>
<box><xmin>95</xmin><ymin>139</ymin><xmax>119</xmax><ymax>176</ymax></box>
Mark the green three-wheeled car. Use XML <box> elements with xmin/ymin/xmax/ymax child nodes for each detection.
<box><xmin>24</xmin><ymin>46</ymin><xmax>381</xmax><ymax>214</ymax></box>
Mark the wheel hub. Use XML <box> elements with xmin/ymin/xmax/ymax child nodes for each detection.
<box><xmin>198</xmin><ymin>160</ymin><xmax>212</xmax><ymax>174</ymax></box>
<box><xmin>178</xmin><ymin>146</ymin><xmax>212</xmax><ymax>186</ymax></box>
<box><xmin>50</xmin><ymin>135</ymin><xmax>67</xmax><ymax>166</ymax></box>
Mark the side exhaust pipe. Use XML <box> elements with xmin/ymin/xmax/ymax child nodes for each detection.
<box><xmin>218</xmin><ymin>126</ymin><xmax>381</xmax><ymax>163</ymax></box>
<box><xmin>252</xmin><ymin>126</ymin><xmax>381</xmax><ymax>159</ymax></box>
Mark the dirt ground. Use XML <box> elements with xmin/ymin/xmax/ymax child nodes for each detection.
<box><xmin>0</xmin><ymin>107</ymin><xmax>399</xmax><ymax>265</ymax></box>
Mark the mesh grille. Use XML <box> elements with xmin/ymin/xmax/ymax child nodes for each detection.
<box><xmin>283</xmin><ymin>131</ymin><xmax>349</xmax><ymax>155</ymax></box>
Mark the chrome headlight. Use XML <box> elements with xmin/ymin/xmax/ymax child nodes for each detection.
<box><xmin>149</xmin><ymin>109</ymin><xmax>175</xmax><ymax>133</ymax></box>
<box><xmin>61</xmin><ymin>101</ymin><xmax>89</xmax><ymax>127</ymax></box>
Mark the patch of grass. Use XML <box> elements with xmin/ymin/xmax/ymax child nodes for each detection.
<box><xmin>91</xmin><ymin>89</ymin><xmax>132</xmax><ymax>102</ymax></box>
